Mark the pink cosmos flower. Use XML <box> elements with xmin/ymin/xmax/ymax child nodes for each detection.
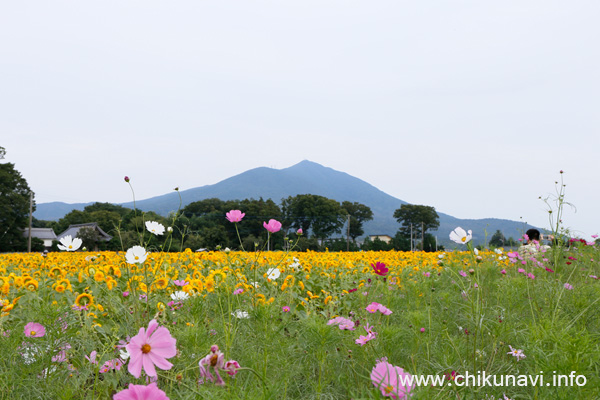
<box><xmin>420</xmin><ymin>327</ymin><xmax>425</xmax><ymax>333</ymax></box>
<box><xmin>126</xmin><ymin>319</ymin><xmax>177</xmax><ymax>378</ymax></box>
<box><xmin>356</xmin><ymin>323</ymin><xmax>377</xmax><ymax>346</ymax></box>
<box><xmin>366</xmin><ymin>302</ymin><xmax>380</xmax><ymax>313</ymax></box>
<box><xmin>327</xmin><ymin>317</ymin><xmax>356</xmax><ymax>330</ymax></box>
<box><xmin>173</xmin><ymin>280</ymin><xmax>189</xmax><ymax>287</ymax></box>
<box><xmin>371</xmin><ymin>262</ymin><xmax>389</xmax><ymax>276</ymax></box>
<box><xmin>527</xmin><ymin>273</ymin><xmax>535</xmax><ymax>280</ymax></box>
<box><xmin>459</xmin><ymin>270</ymin><xmax>468</xmax><ymax>277</ymax></box>
<box><xmin>226</xmin><ymin>210</ymin><xmax>245</xmax><ymax>223</ymax></box>
<box><xmin>199</xmin><ymin>345</ymin><xmax>225</xmax><ymax>385</ymax></box>
<box><xmin>500</xmin><ymin>269</ymin><xmax>506</xmax><ymax>275</ymax></box>
<box><xmin>423</xmin><ymin>272</ymin><xmax>430</xmax><ymax>277</ymax></box>
<box><xmin>224</xmin><ymin>360</ymin><xmax>241</xmax><ymax>376</ymax></box>
<box><xmin>233</xmin><ymin>288</ymin><xmax>244</xmax><ymax>295</ymax></box>
<box><xmin>371</xmin><ymin>357</ymin><xmax>414</xmax><ymax>399</ymax></box>
<box><xmin>378</xmin><ymin>305</ymin><xmax>393</xmax><ymax>315</ymax></box>
<box><xmin>564</xmin><ymin>283</ymin><xmax>573</xmax><ymax>290</ymax></box>
<box><xmin>85</xmin><ymin>350</ymin><xmax>98</xmax><ymax>364</ymax></box>
<box><xmin>263</xmin><ymin>219</ymin><xmax>282</xmax><ymax>233</ymax></box>
<box><xmin>113</xmin><ymin>383</ymin><xmax>169</xmax><ymax>400</ymax></box>
<box><xmin>24</xmin><ymin>322</ymin><xmax>45</xmax><ymax>338</ymax></box>
<box><xmin>517</xmin><ymin>268</ymin><xmax>525</xmax><ymax>274</ymax></box>
<box><xmin>297</xmin><ymin>228</ymin><xmax>303</xmax><ymax>235</ymax></box>
<box><xmin>282</xmin><ymin>306</ymin><xmax>290</xmax><ymax>312</ymax></box>
<box><xmin>507</xmin><ymin>345</ymin><xmax>526</xmax><ymax>361</ymax></box>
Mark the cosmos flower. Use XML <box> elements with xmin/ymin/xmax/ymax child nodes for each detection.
<box><xmin>267</xmin><ymin>268</ymin><xmax>281</xmax><ymax>280</ymax></box>
<box><xmin>449</xmin><ymin>227</ymin><xmax>472</xmax><ymax>244</ymax></box>
<box><xmin>126</xmin><ymin>319</ymin><xmax>177</xmax><ymax>378</ymax></box>
<box><xmin>125</xmin><ymin>246</ymin><xmax>148</xmax><ymax>265</ymax></box>
<box><xmin>371</xmin><ymin>262</ymin><xmax>389</xmax><ymax>276</ymax></box>
<box><xmin>507</xmin><ymin>345</ymin><xmax>526</xmax><ymax>361</ymax></box>
<box><xmin>226</xmin><ymin>210</ymin><xmax>245</xmax><ymax>223</ymax></box>
<box><xmin>113</xmin><ymin>383</ymin><xmax>169</xmax><ymax>400</ymax></box>
<box><xmin>327</xmin><ymin>317</ymin><xmax>355</xmax><ymax>330</ymax></box>
<box><xmin>263</xmin><ymin>219</ymin><xmax>282</xmax><ymax>233</ymax></box>
<box><xmin>145</xmin><ymin>221</ymin><xmax>165</xmax><ymax>236</ymax></box>
<box><xmin>57</xmin><ymin>235</ymin><xmax>83</xmax><ymax>252</ymax></box>
<box><xmin>24</xmin><ymin>322</ymin><xmax>46</xmax><ymax>338</ymax></box>
<box><xmin>371</xmin><ymin>357</ymin><xmax>414</xmax><ymax>399</ymax></box>
<box><xmin>170</xmin><ymin>291</ymin><xmax>190</xmax><ymax>301</ymax></box>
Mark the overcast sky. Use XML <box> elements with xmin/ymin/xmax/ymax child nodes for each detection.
<box><xmin>2</xmin><ymin>1</ymin><xmax>599</xmax><ymax>239</ymax></box>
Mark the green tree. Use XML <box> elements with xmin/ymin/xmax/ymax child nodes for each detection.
<box><xmin>391</xmin><ymin>232</ymin><xmax>411</xmax><ymax>251</ymax></box>
<box><xmin>393</xmin><ymin>204</ymin><xmax>440</xmax><ymax>250</ymax></box>
<box><xmin>0</xmin><ymin>158</ymin><xmax>34</xmax><ymax>252</ymax></box>
<box><xmin>77</xmin><ymin>226</ymin><xmax>100</xmax><ymax>251</ymax></box>
<box><xmin>361</xmin><ymin>237</ymin><xmax>393</xmax><ymax>251</ymax></box>
<box><xmin>341</xmin><ymin>201</ymin><xmax>374</xmax><ymax>241</ymax></box>
<box><xmin>281</xmin><ymin>194</ymin><xmax>346</xmax><ymax>240</ymax></box>
<box><xmin>488</xmin><ymin>230</ymin><xmax>506</xmax><ymax>248</ymax></box>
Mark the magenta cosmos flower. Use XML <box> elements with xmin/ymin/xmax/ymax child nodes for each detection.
<box><xmin>263</xmin><ymin>219</ymin><xmax>282</xmax><ymax>233</ymax></box>
<box><xmin>226</xmin><ymin>210</ymin><xmax>245</xmax><ymax>223</ymax></box>
<box><xmin>126</xmin><ymin>319</ymin><xmax>177</xmax><ymax>378</ymax></box>
<box><xmin>371</xmin><ymin>262</ymin><xmax>389</xmax><ymax>276</ymax></box>
<box><xmin>371</xmin><ymin>357</ymin><xmax>414</xmax><ymax>399</ymax></box>
<box><xmin>199</xmin><ymin>345</ymin><xmax>240</xmax><ymax>385</ymax></box>
<box><xmin>113</xmin><ymin>383</ymin><xmax>169</xmax><ymax>400</ymax></box>
<box><xmin>24</xmin><ymin>322</ymin><xmax>46</xmax><ymax>338</ymax></box>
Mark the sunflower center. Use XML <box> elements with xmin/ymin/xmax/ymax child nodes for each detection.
<box><xmin>141</xmin><ymin>344</ymin><xmax>152</xmax><ymax>354</ymax></box>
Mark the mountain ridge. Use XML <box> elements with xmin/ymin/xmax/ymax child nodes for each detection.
<box><xmin>34</xmin><ymin>160</ymin><xmax>533</xmax><ymax>246</ymax></box>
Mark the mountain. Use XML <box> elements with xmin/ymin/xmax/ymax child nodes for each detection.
<box><xmin>34</xmin><ymin>160</ymin><xmax>534</xmax><ymax>246</ymax></box>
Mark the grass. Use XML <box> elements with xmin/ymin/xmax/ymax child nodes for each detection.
<box><xmin>0</xmin><ymin>243</ymin><xmax>599</xmax><ymax>399</ymax></box>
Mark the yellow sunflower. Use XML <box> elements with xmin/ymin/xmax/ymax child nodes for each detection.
<box><xmin>204</xmin><ymin>278</ymin><xmax>215</xmax><ymax>293</ymax></box>
<box><xmin>24</xmin><ymin>279</ymin><xmax>38</xmax><ymax>291</ymax></box>
<box><xmin>94</xmin><ymin>271</ymin><xmax>105</xmax><ymax>282</ymax></box>
<box><xmin>74</xmin><ymin>293</ymin><xmax>94</xmax><ymax>307</ymax></box>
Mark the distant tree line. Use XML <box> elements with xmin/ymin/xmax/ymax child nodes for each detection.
<box><xmin>31</xmin><ymin>195</ymin><xmax>379</xmax><ymax>252</ymax></box>
<box><xmin>1</xmin><ymin>144</ymin><xmax>522</xmax><ymax>253</ymax></box>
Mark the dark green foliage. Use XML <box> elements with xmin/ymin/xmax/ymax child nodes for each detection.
<box><xmin>489</xmin><ymin>229</ymin><xmax>507</xmax><ymax>248</ymax></box>
<box><xmin>0</xmin><ymin>161</ymin><xmax>33</xmax><ymax>252</ymax></box>
<box><xmin>393</xmin><ymin>204</ymin><xmax>440</xmax><ymax>239</ymax></box>
<box><xmin>341</xmin><ymin>201</ymin><xmax>374</xmax><ymax>240</ymax></box>
<box><xmin>281</xmin><ymin>194</ymin><xmax>347</xmax><ymax>240</ymax></box>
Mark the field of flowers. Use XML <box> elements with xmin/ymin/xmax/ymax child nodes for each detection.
<box><xmin>1</xmin><ymin>221</ymin><xmax>600</xmax><ymax>399</ymax></box>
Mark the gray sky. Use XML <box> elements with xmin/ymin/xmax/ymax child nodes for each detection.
<box><xmin>2</xmin><ymin>1</ymin><xmax>599</xmax><ymax>239</ymax></box>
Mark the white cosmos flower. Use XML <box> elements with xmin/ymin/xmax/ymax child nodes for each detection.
<box><xmin>267</xmin><ymin>268</ymin><xmax>281</xmax><ymax>280</ymax></box>
<box><xmin>125</xmin><ymin>246</ymin><xmax>148</xmax><ymax>264</ymax></box>
<box><xmin>145</xmin><ymin>221</ymin><xmax>165</xmax><ymax>236</ymax></box>
<box><xmin>449</xmin><ymin>227</ymin><xmax>472</xmax><ymax>244</ymax></box>
<box><xmin>57</xmin><ymin>235</ymin><xmax>83</xmax><ymax>251</ymax></box>
<box><xmin>170</xmin><ymin>291</ymin><xmax>190</xmax><ymax>301</ymax></box>
<box><xmin>232</xmin><ymin>310</ymin><xmax>249</xmax><ymax>319</ymax></box>
<box><xmin>119</xmin><ymin>349</ymin><xmax>130</xmax><ymax>360</ymax></box>
<box><xmin>473</xmin><ymin>248</ymin><xmax>479</xmax><ymax>255</ymax></box>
